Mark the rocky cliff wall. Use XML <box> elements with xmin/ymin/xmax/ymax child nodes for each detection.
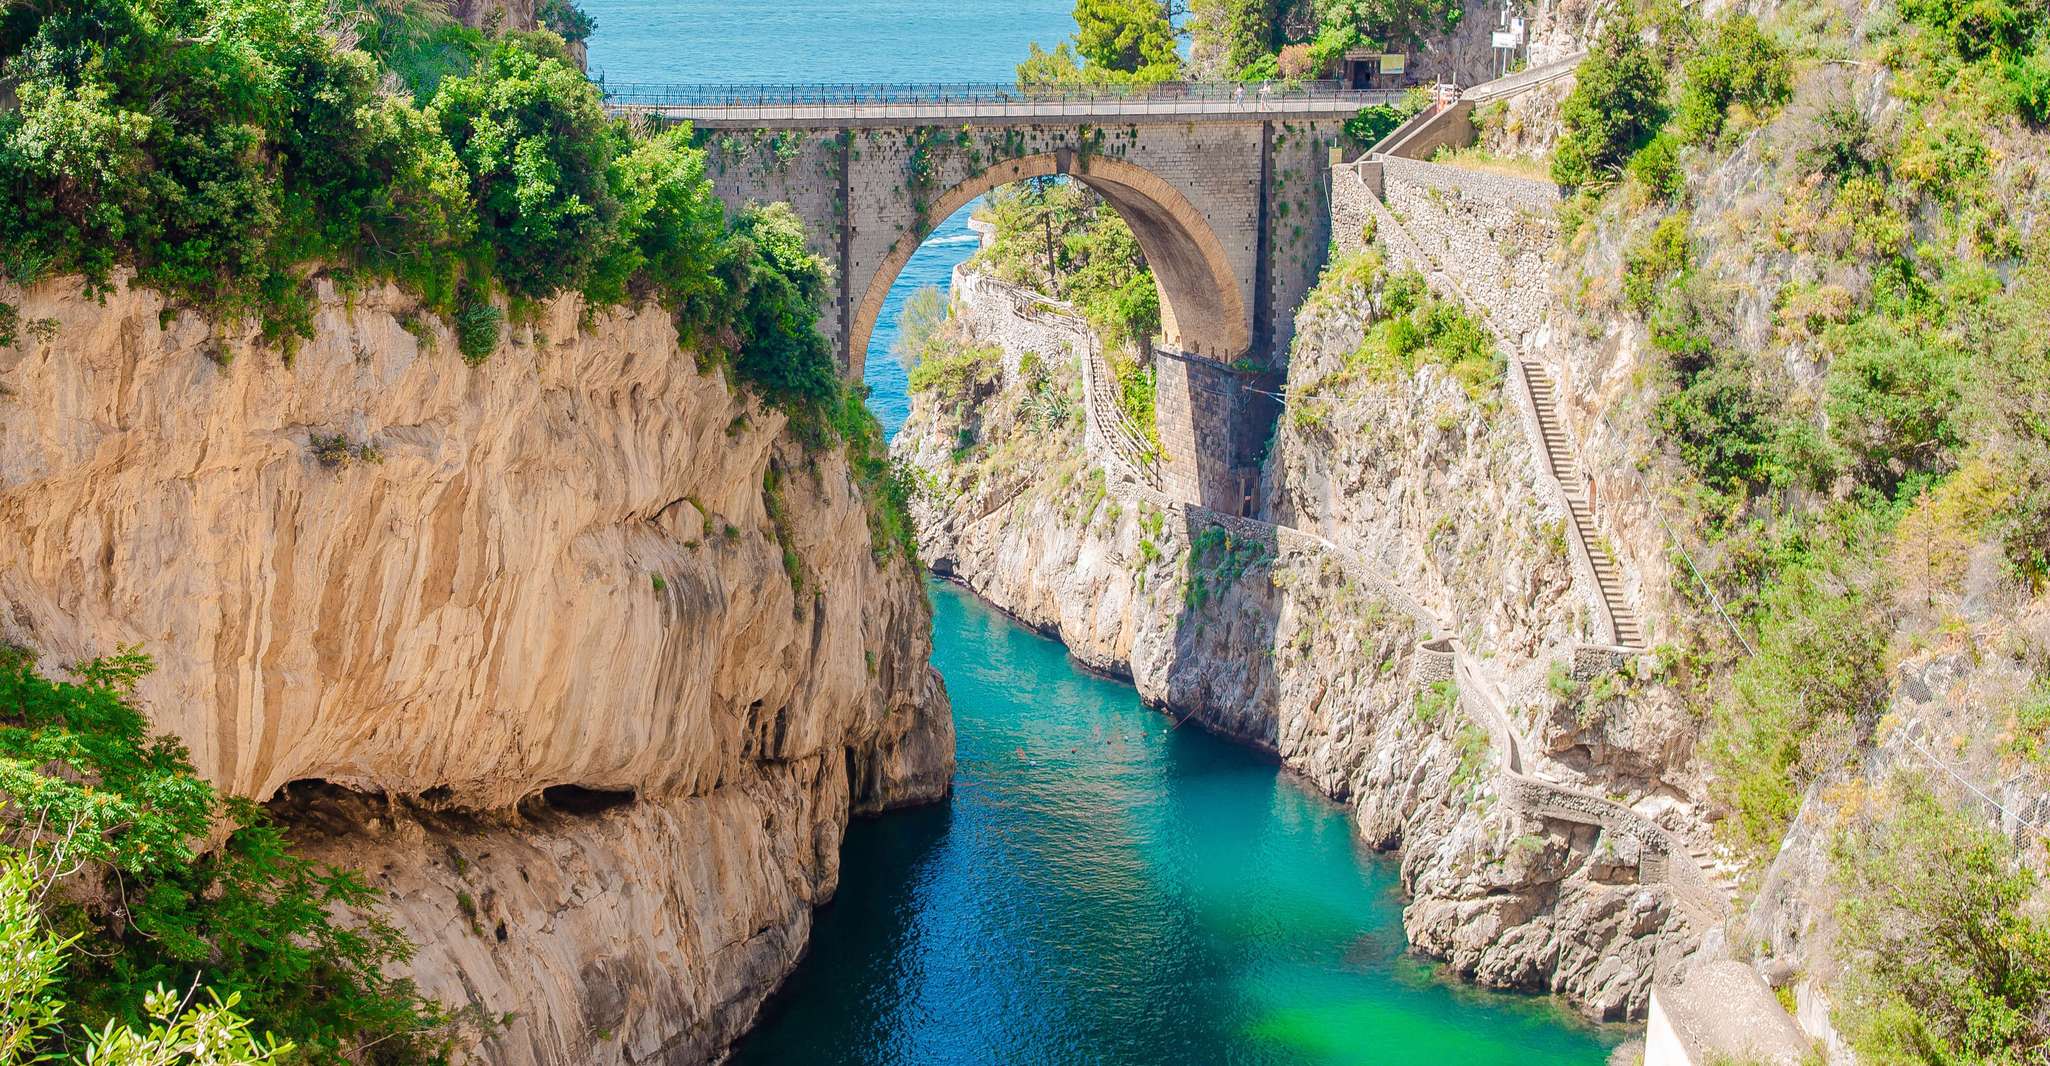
<box><xmin>895</xmin><ymin>268</ymin><xmax>1702</xmax><ymax>1020</ymax></box>
<box><xmin>0</xmin><ymin>273</ymin><xmax>953</xmax><ymax>1064</ymax></box>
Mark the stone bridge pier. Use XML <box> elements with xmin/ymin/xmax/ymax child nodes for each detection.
<box><xmin>670</xmin><ymin>99</ymin><xmax>1355</xmax><ymax>511</ymax></box>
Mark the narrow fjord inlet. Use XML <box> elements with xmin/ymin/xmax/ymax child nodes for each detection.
<box><xmin>571</xmin><ymin>2</ymin><xmax>1607</xmax><ymax>1061</ymax></box>
<box><xmin>12</xmin><ymin>0</ymin><xmax>2042</xmax><ymax>1059</ymax></box>
<box><xmin>588</xmin><ymin>4</ymin><xmax>1611</xmax><ymax>1060</ymax></box>
<box><xmin>737</xmin><ymin>582</ymin><xmax>1615</xmax><ymax>1064</ymax></box>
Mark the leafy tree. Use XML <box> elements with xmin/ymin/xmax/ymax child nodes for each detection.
<box><xmin>969</xmin><ymin>180</ymin><xmax>1159</xmax><ymax>351</ymax></box>
<box><xmin>1552</xmin><ymin>14</ymin><xmax>1670</xmax><ymax>186</ymax></box>
<box><xmin>1020</xmin><ymin>0</ymin><xmax>1180</xmax><ymax>85</ymax></box>
<box><xmin>1017</xmin><ymin>41</ymin><xmax>1097</xmax><ymax>87</ymax></box>
<box><xmin>1227</xmin><ymin>0</ymin><xmax>1288</xmax><ymax>73</ymax></box>
<box><xmin>0</xmin><ymin>648</ymin><xmax>455</xmax><ymax>1064</ymax></box>
<box><xmin>3</xmin><ymin>845</ymin><xmax>292</xmax><ymax>1065</ymax></box>
<box><xmin>430</xmin><ymin>42</ymin><xmax>620</xmax><ymax>301</ymax></box>
<box><xmin>721</xmin><ymin>203</ymin><xmax>839</xmax><ymax>411</ymax></box>
<box><xmin>536</xmin><ymin>0</ymin><xmax>595</xmax><ymax>44</ymax></box>
<box><xmin>1073</xmin><ymin>0</ymin><xmax>1179</xmax><ymax>75</ymax></box>
<box><xmin>588</xmin><ymin>126</ymin><xmax>728</xmax><ymax>317</ymax></box>
<box><xmin>1834</xmin><ymin>777</ymin><xmax>2050</xmax><ymax>1063</ymax></box>
<box><xmin>893</xmin><ymin>286</ymin><xmax>950</xmax><ymax>374</ymax></box>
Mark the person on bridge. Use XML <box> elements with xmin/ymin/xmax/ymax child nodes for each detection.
<box><xmin>1233</xmin><ymin>84</ymin><xmax>1245</xmax><ymax>107</ymax></box>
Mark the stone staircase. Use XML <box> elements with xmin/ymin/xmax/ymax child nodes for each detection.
<box><xmin>1519</xmin><ymin>361</ymin><xmax>1645</xmax><ymax>649</ymax></box>
<box><xmin>1082</xmin><ymin>344</ymin><xmax>1165</xmax><ymax>492</ymax></box>
<box><xmin>1121</xmin><ymin>484</ymin><xmax>1733</xmax><ymax>931</ymax></box>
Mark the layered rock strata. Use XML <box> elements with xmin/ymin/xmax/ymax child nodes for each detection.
<box><xmin>0</xmin><ymin>273</ymin><xmax>952</xmax><ymax>1063</ymax></box>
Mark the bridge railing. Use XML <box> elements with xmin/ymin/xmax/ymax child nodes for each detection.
<box><xmin>598</xmin><ymin>80</ymin><xmax>1408</xmax><ymax>110</ymax></box>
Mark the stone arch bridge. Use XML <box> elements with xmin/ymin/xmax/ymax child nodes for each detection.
<box><xmin>609</xmin><ymin>84</ymin><xmax>1392</xmax><ymax>509</ymax></box>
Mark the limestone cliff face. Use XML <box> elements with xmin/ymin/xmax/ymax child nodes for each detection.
<box><xmin>0</xmin><ymin>273</ymin><xmax>953</xmax><ymax>1063</ymax></box>
<box><xmin>896</xmin><ymin>273</ymin><xmax>1695</xmax><ymax>1020</ymax></box>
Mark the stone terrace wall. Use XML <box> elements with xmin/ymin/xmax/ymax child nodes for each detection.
<box><xmin>1378</xmin><ymin>157</ymin><xmax>1562</xmax><ymax>345</ymax></box>
<box><xmin>950</xmin><ymin>266</ymin><xmax>1096</xmax><ymax>383</ymax></box>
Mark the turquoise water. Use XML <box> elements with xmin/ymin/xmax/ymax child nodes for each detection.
<box><xmin>585</xmin><ymin>7</ymin><xmax>1616</xmax><ymax>1062</ymax></box>
<box><xmin>736</xmin><ymin>582</ymin><xmax>1617</xmax><ymax>1065</ymax></box>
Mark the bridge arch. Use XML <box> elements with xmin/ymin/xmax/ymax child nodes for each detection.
<box><xmin>847</xmin><ymin>153</ymin><xmax>1249</xmax><ymax>380</ymax></box>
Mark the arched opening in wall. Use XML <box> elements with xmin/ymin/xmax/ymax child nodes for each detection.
<box><xmin>867</xmin><ymin>176</ymin><xmax>1173</xmax><ymax>466</ymax></box>
<box><xmin>865</xmin><ymin>166</ymin><xmax>1246</xmax><ymax>504</ymax></box>
<box><xmin>856</xmin><ymin>153</ymin><xmax>1251</xmax><ymax>437</ymax></box>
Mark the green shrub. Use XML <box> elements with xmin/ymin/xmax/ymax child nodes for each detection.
<box><xmin>0</xmin><ymin>0</ymin><xmax>473</xmax><ymax>344</ymax></box>
<box><xmin>0</xmin><ymin>647</ymin><xmax>454</xmax><ymax>1062</ymax></box>
<box><xmin>1706</xmin><ymin>514</ymin><xmax>1891</xmax><ymax>858</ymax></box>
<box><xmin>721</xmin><ymin>203</ymin><xmax>839</xmax><ymax>411</ymax></box>
<box><xmin>1349</xmin><ymin>270</ymin><xmax>1503</xmax><ymax>402</ymax></box>
<box><xmin>1344</xmin><ymin>88</ymin><xmax>1431</xmax><ymax>146</ymax></box>
<box><xmin>1623</xmin><ymin>211</ymin><xmax>1691</xmax><ymax>311</ymax></box>
<box><xmin>1182</xmin><ymin>526</ymin><xmax>1269</xmax><ymax>611</ymax></box>
<box><xmin>589</xmin><ymin>127</ymin><xmax>728</xmax><ymax>322</ymax></box>
<box><xmin>0</xmin><ymin>854</ymin><xmax>292</xmax><ymax>1065</ymax></box>
<box><xmin>907</xmin><ymin>340</ymin><xmax>1001</xmax><ymax>407</ymax></box>
<box><xmin>1672</xmin><ymin>13</ymin><xmax>1793</xmax><ymax>144</ymax></box>
<box><xmin>1624</xmin><ymin>129</ymin><xmax>1684</xmax><ymax>199</ymax></box>
<box><xmin>1552</xmin><ymin>15</ymin><xmax>1669</xmax><ymax>186</ymax></box>
<box><xmin>1822</xmin><ymin>318</ymin><xmax>1967</xmax><ymax>496</ymax></box>
<box><xmin>1833</xmin><ymin>776</ymin><xmax>2050</xmax><ymax>1063</ymax></box>
<box><xmin>454</xmin><ymin>294</ymin><xmax>503</xmax><ymax>364</ymax></box>
<box><xmin>1648</xmin><ymin>275</ymin><xmax>1830</xmax><ymax>505</ymax></box>
<box><xmin>1414</xmin><ymin>679</ymin><xmax>1458</xmax><ymax>725</ymax></box>
<box><xmin>1109</xmin><ymin>350</ymin><xmax>1159</xmax><ymax>449</ymax></box>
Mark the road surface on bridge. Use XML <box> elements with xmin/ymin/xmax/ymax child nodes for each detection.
<box><xmin>601</xmin><ymin>81</ymin><xmax>1410</xmax><ymax>127</ymax></box>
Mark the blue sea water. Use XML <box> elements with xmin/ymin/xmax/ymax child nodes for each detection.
<box><xmin>581</xmin><ymin>5</ymin><xmax>1620</xmax><ymax>1062</ymax></box>
<box><xmin>732</xmin><ymin>581</ymin><xmax>1620</xmax><ymax>1066</ymax></box>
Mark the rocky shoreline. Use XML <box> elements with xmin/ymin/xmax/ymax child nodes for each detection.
<box><xmin>894</xmin><ymin>266</ymin><xmax>1718</xmax><ymax>1021</ymax></box>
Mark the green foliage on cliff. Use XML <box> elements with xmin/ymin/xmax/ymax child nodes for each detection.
<box><xmin>1833</xmin><ymin>775</ymin><xmax>2050</xmax><ymax>1063</ymax></box>
<box><xmin>1672</xmin><ymin>14</ymin><xmax>1794</xmax><ymax>145</ymax></box>
<box><xmin>1552</xmin><ymin>15</ymin><xmax>1670</xmax><ymax>186</ymax></box>
<box><xmin>969</xmin><ymin>181</ymin><xmax>1160</xmax><ymax>350</ymax></box>
<box><xmin>1183</xmin><ymin>526</ymin><xmax>1270</xmax><ymax>611</ymax></box>
<box><xmin>0</xmin><ymin>647</ymin><xmax>455</xmax><ymax>1063</ymax></box>
<box><xmin>1348</xmin><ymin>268</ymin><xmax>1501</xmax><ymax>403</ymax></box>
<box><xmin>1582</xmin><ymin>0</ymin><xmax>2050</xmax><ymax>902</ymax></box>
<box><xmin>0</xmin><ymin>0</ymin><xmax>836</xmax><ymax>418</ymax></box>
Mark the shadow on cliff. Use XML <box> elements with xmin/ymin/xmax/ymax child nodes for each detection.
<box><xmin>1154</xmin><ymin>506</ymin><xmax>1286</xmax><ymax>753</ymax></box>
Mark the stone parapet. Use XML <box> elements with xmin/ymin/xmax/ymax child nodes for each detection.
<box><xmin>1412</xmin><ymin>638</ymin><xmax>1458</xmax><ymax>685</ymax></box>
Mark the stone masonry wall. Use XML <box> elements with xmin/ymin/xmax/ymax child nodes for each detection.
<box><xmin>949</xmin><ymin>266</ymin><xmax>1095</xmax><ymax>383</ymax></box>
<box><xmin>704</xmin><ymin>116</ymin><xmax>1346</xmax><ymax>375</ymax></box>
<box><xmin>1377</xmin><ymin>157</ymin><xmax>1562</xmax><ymax>346</ymax></box>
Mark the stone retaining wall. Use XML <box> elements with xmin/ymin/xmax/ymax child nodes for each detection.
<box><xmin>950</xmin><ymin>266</ymin><xmax>1095</xmax><ymax>383</ymax></box>
<box><xmin>1377</xmin><ymin>157</ymin><xmax>1561</xmax><ymax>346</ymax></box>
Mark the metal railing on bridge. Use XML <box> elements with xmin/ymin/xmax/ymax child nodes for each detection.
<box><xmin>598</xmin><ymin>80</ymin><xmax>1410</xmax><ymax>120</ymax></box>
